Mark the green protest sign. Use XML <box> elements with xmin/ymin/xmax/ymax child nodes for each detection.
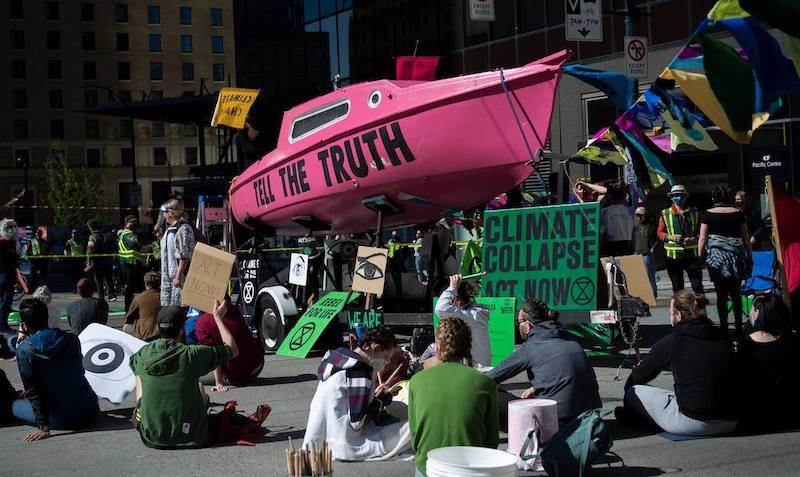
<box><xmin>344</xmin><ymin>310</ymin><xmax>383</xmax><ymax>330</ymax></box>
<box><xmin>482</xmin><ymin>203</ymin><xmax>599</xmax><ymax>310</ymax></box>
<box><xmin>277</xmin><ymin>291</ymin><xmax>359</xmax><ymax>358</ymax></box>
<box><xmin>433</xmin><ymin>296</ymin><xmax>516</xmax><ymax>366</ymax></box>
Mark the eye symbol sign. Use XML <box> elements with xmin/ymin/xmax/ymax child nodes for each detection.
<box><xmin>292</xmin><ymin>255</ymin><xmax>306</xmax><ymax>277</ymax></box>
<box><xmin>356</xmin><ymin>253</ymin><xmax>384</xmax><ymax>280</ymax></box>
<box><xmin>83</xmin><ymin>342</ymin><xmax>126</xmax><ymax>375</ymax></box>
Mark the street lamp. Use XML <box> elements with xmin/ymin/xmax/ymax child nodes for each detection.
<box><xmin>15</xmin><ymin>153</ymin><xmax>29</xmax><ymax>225</ymax></box>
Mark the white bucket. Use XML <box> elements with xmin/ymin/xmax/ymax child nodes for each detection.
<box><xmin>426</xmin><ymin>446</ymin><xmax>518</xmax><ymax>477</ymax></box>
<box><xmin>507</xmin><ymin>399</ymin><xmax>559</xmax><ymax>456</ymax></box>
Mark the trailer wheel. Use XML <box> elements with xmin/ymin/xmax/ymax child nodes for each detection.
<box><xmin>258</xmin><ymin>295</ymin><xmax>284</xmax><ymax>352</ymax></box>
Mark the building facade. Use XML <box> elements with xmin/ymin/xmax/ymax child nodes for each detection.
<box><xmin>0</xmin><ymin>0</ymin><xmax>236</xmax><ymax>225</ymax></box>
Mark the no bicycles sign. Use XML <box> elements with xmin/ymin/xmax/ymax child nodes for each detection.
<box><xmin>625</xmin><ymin>36</ymin><xmax>648</xmax><ymax>79</ymax></box>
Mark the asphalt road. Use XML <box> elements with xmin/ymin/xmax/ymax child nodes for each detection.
<box><xmin>2</xmin><ymin>291</ymin><xmax>799</xmax><ymax>477</ymax></box>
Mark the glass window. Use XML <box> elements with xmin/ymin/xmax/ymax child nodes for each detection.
<box><xmin>320</xmin><ymin>16</ymin><xmax>338</xmax><ymax>81</ymax></box>
<box><xmin>45</xmin><ymin>1</ymin><xmax>59</xmax><ymax>20</ymax></box>
<box><xmin>9</xmin><ymin>0</ymin><xmax>23</xmax><ymax>19</ymax></box>
<box><xmin>118</xmin><ymin>90</ymin><xmax>132</xmax><ymax>102</ymax></box>
<box><xmin>213</xmin><ymin>63</ymin><xmax>225</xmax><ymax>82</ymax></box>
<box><xmin>83</xmin><ymin>61</ymin><xmax>96</xmax><ymax>80</ymax></box>
<box><xmin>50</xmin><ymin>120</ymin><xmax>64</xmax><ymax>138</ymax></box>
<box><xmin>148</xmin><ymin>5</ymin><xmax>160</xmax><ymax>24</ymax></box>
<box><xmin>152</xmin><ymin>121</ymin><xmax>165</xmax><ymax>137</ymax></box>
<box><xmin>546</xmin><ymin>0</ymin><xmax>565</xmax><ymax>26</ymax></box>
<box><xmin>149</xmin><ymin>90</ymin><xmax>163</xmax><ymax>99</ymax></box>
<box><xmin>12</xmin><ymin>90</ymin><xmax>27</xmax><ymax>109</ymax></box>
<box><xmin>210</xmin><ymin>8</ymin><xmax>222</xmax><ymax>26</ymax></box>
<box><xmin>180</xmin><ymin>35</ymin><xmax>193</xmax><ymax>53</ymax></box>
<box><xmin>492</xmin><ymin>0</ymin><xmax>516</xmax><ymax>39</ymax></box>
<box><xmin>118</xmin><ymin>61</ymin><xmax>131</xmax><ymax>80</ymax></box>
<box><xmin>84</xmin><ymin>90</ymin><xmax>98</xmax><ymax>107</ymax></box>
<box><xmin>185</xmin><ymin>147</ymin><xmax>198</xmax><ymax>165</ymax></box>
<box><xmin>46</xmin><ymin>31</ymin><xmax>60</xmax><ymax>50</ymax></box>
<box><xmin>13</xmin><ymin>120</ymin><xmax>28</xmax><ymax>139</ymax></box>
<box><xmin>120</xmin><ymin>119</ymin><xmax>132</xmax><ymax>138</ymax></box>
<box><xmin>182</xmin><ymin>63</ymin><xmax>194</xmax><ymax>81</ymax></box>
<box><xmin>465</xmin><ymin>16</ymin><xmax>490</xmax><ymax>47</ymax></box>
<box><xmin>211</xmin><ymin>36</ymin><xmax>224</xmax><ymax>54</ymax></box>
<box><xmin>10</xmin><ymin>30</ymin><xmax>24</xmax><ymax>49</ymax></box>
<box><xmin>117</xmin><ymin>32</ymin><xmax>129</xmax><ymax>51</ymax></box>
<box><xmin>320</xmin><ymin>0</ymin><xmax>336</xmax><ymax>17</ymax></box>
<box><xmin>153</xmin><ymin>147</ymin><xmax>168</xmax><ymax>166</ymax></box>
<box><xmin>149</xmin><ymin>34</ymin><xmax>161</xmax><ymax>52</ymax></box>
<box><xmin>48</xmin><ymin>60</ymin><xmax>61</xmax><ymax>80</ymax></box>
<box><xmin>115</xmin><ymin>3</ymin><xmax>128</xmax><ymax>23</ymax></box>
<box><xmin>290</xmin><ymin>100</ymin><xmax>349</xmax><ymax>141</ymax></box>
<box><xmin>183</xmin><ymin>125</ymin><xmax>197</xmax><ymax>137</ymax></box>
<box><xmin>11</xmin><ymin>59</ymin><xmax>26</xmax><ymax>79</ymax></box>
<box><xmin>86</xmin><ymin>148</ymin><xmax>101</xmax><ymax>167</ymax></box>
<box><xmin>150</xmin><ymin>62</ymin><xmax>163</xmax><ymax>80</ymax></box>
<box><xmin>81</xmin><ymin>2</ymin><xmax>94</xmax><ymax>21</ymax></box>
<box><xmin>182</xmin><ymin>90</ymin><xmax>195</xmax><ymax>96</ymax></box>
<box><xmin>86</xmin><ymin>120</ymin><xmax>99</xmax><ymax>139</ymax></box>
<box><xmin>338</xmin><ymin>11</ymin><xmax>352</xmax><ymax>80</ymax></box>
<box><xmin>304</xmin><ymin>0</ymin><xmax>319</xmax><ymax>22</ymax></box>
<box><xmin>121</xmin><ymin>148</ymin><xmax>133</xmax><ymax>166</ymax></box>
<box><xmin>49</xmin><ymin>89</ymin><xmax>63</xmax><ymax>109</ymax></box>
<box><xmin>82</xmin><ymin>32</ymin><xmax>95</xmax><ymax>50</ymax></box>
<box><xmin>585</xmin><ymin>97</ymin><xmax>619</xmax><ymax>137</ymax></box>
<box><xmin>179</xmin><ymin>7</ymin><xmax>192</xmax><ymax>25</ymax></box>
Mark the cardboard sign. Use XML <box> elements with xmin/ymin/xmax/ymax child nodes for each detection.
<box><xmin>181</xmin><ymin>243</ymin><xmax>236</xmax><ymax>313</ymax></box>
<box><xmin>482</xmin><ymin>203</ymin><xmax>600</xmax><ymax>310</ymax></box>
<box><xmin>433</xmin><ymin>296</ymin><xmax>516</xmax><ymax>367</ymax></box>
<box><xmin>600</xmin><ymin>255</ymin><xmax>657</xmax><ymax>307</ymax></box>
<box><xmin>590</xmin><ymin>310</ymin><xmax>618</xmax><ymax>324</ymax></box>
<box><xmin>210</xmin><ymin>87</ymin><xmax>259</xmax><ymax>129</ymax></box>
<box><xmin>344</xmin><ymin>309</ymin><xmax>383</xmax><ymax>330</ymax></box>
<box><xmin>79</xmin><ymin>323</ymin><xmax>146</xmax><ymax>405</ymax></box>
<box><xmin>351</xmin><ymin>246</ymin><xmax>388</xmax><ymax>295</ymax></box>
<box><xmin>277</xmin><ymin>291</ymin><xmax>359</xmax><ymax>358</ymax></box>
<box><xmin>289</xmin><ymin>252</ymin><xmax>309</xmax><ymax>287</ymax></box>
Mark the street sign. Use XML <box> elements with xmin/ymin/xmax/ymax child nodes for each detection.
<box><xmin>469</xmin><ymin>0</ymin><xmax>495</xmax><ymax>21</ymax></box>
<box><xmin>566</xmin><ymin>0</ymin><xmax>603</xmax><ymax>42</ymax></box>
<box><xmin>624</xmin><ymin>36</ymin><xmax>648</xmax><ymax>78</ymax></box>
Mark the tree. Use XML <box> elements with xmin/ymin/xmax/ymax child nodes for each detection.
<box><xmin>44</xmin><ymin>143</ymin><xmax>105</xmax><ymax>225</ymax></box>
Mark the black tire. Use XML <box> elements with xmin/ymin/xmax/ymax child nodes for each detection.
<box><xmin>258</xmin><ymin>295</ymin><xmax>285</xmax><ymax>352</ymax></box>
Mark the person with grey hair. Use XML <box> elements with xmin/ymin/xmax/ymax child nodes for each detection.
<box><xmin>159</xmin><ymin>199</ymin><xmax>197</xmax><ymax>306</ymax></box>
<box><xmin>0</xmin><ymin>219</ymin><xmax>28</xmax><ymax>334</ymax></box>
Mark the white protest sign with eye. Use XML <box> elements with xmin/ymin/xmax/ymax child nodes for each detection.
<box><xmin>181</xmin><ymin>243</ymin><xmax>236</xmax><ymax>313</ymax></box>
<box><xmin>289</xmin><ymin>253</ymin><xmax>309</xmax><ymax>287</ymax></box>
<box><xmin>79</xmin><ymin>323</ymin><xmax>147</xmax><ymax>405</ymax></box>
<box><xmin>351</xmin><ymin>246</ymin><xmax>388</xmax><ymax>296</ymax></box>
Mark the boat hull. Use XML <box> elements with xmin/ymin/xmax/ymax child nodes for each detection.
<box><xmin>230</xmin><ymin>51</ymin><xmax>569</xmax><ymax>235</ymax></box>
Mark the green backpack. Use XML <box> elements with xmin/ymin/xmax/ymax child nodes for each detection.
<box><xmin>521</xmin><ymin>408</ymin><xmax>615</xmax><ymax>477</ymax></box>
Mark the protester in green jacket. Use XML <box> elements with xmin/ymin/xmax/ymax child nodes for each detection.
<box><xmin>408</xmin><ymin>317</ymin><xmax>499</xmax><ymax>477</ymax></box>
<box><xmin>130</xmin><ymin>301</ymin><xmax>239</xmax><ymax>449</ymax></box>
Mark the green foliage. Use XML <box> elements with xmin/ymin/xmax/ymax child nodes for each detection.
<box><xmin>44</xmin><ymin>143</ymin><xmax>105</xmax><ymax>225</ymax></box>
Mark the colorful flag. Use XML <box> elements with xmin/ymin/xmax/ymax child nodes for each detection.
<box><xmin>564</xmin><ymin>65</ymin><xmax>637</xmax><ymax>110</ymax></box>
<box><xmin>644</xmin><ymin>87</ymin><xmax>718</xmax><ymax>151</ymax></box>
<box><xmin>459</xmin><ymin>240</ymin><xmax>483</xmax><ymax>276</ymax></box>
<box><xmin>772</xmin><ymin>184</ymin><xmax>800</xmax><ymax>294</ymax></box>
<box><xmin>395</xmin><ymin>56</ymin><xmax>439</xmax><ymax>81</ymax></box>
<box><xmin>211</xmin><ymin>88</ymin><xmax>260</xmax><ymax>129</ymax></box>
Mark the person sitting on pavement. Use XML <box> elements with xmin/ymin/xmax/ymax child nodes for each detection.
<box><xmin>434</xmin><ymin>274</ymin><xmax>491</xmax><ymax>367</ymax></box>
<box><xmin>618</xmin><ymin>290</ymin><xmax>740</xmax><ymax>436</ymax></box>
<box><xmin>12</xmin><ymin>298</ymin><xmax>99</xmax><ymax>442</ymax></box>
<box><xmin>195</xmin><ymin>296</ymin><xmax>264</xmax><ymax>392</ymax></box>
<box><xmin>487</xmin><ymin>299</ymin><xmax>601</xmax><ymax>428</ymax></box>
<box><xmin>303</xmin><ymin>326</ymin><xmax>411</xmax><ymax>461</ymax></box>
<box><xmin>130</xmin><ymin>302</ymin><xmax>238</xmax><ymax>449</ymax></box>
<box><xmin>409</xmin><ymin>317</ymin><xmax>499</xmax><ymax>477</ymax></box>
<box><xmin>66</xmin><ymin>278</ymin><xmax>109</xmax><ymax>335</ymax></box>
<box><xmin>739</xmin><ymin>294</ymin><xmax>800</xmax><ymax>431</ymax></box>
<box><xmin>1</xmin><ymin>368</ymin><xmax>21</xmax><ymax>422</ymax></box>
<box><xmin>123</xmin><ymin>272</ymin><xmax>162</xmax><ymax>342</ymax></box>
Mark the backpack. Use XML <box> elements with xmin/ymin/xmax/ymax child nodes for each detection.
<box><xmin>410</xmin><ymin>327</ymin><xmax>434</xmax><ymax>356</ymax></box>
<box><xmin>206</xmin><ymin>400</ymin><xmax>270</xmax><ymax>447</ymax></box>
<box><xmin>521</xmin><ymin>409</ymin><xmax>617</xmax><ymax>477</ymax></box>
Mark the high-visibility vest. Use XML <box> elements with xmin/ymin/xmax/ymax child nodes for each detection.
<box><xmin>661</xmin><ymin>207</ymin><xmax>700</xmax><ymax>259</ymax></box>
<box><xmin>151</xmin><ymin>241</ymin><xmax>161</xmax><ymax>260</ymax></box>
<box><xmin>118</xmin><ymin>229</ymin><xmax>143</xmax><ymax>264</ymax></box>
<box><xmin>31</xmin><ymin>238</ymin><xmax>42</xmax><ymax>256</ymax></box>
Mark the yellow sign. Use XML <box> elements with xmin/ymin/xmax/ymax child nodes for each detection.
<box><xmin>210</xmin><ymin>88</ymin><xmax>259</xmax><ymax>129</ymax></box>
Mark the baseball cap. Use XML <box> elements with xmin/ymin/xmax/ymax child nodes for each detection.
<box><xmin>157</xmin><ymin>305</ymin><xmax>187</xmax><ymax>330</ymax></box>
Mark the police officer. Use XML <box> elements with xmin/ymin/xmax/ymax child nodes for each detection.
<box><xmin>657</xmin><ymin>185</ymin><xmax>703</xmax><ymax>293</ymax></box>
<box><xmin>28</xmin><ymin>229</ymin><xmax>48</xmax><ymax>290</ymax></box>
<box><xmin>118</xmin><ymin>215</ymin><xmax>144</xmax><ymax>312</ymax></box>
<box><xmin>63</xmin><ymin>229</ymin><xmax>86</xmax><ymax>291</ymax></box>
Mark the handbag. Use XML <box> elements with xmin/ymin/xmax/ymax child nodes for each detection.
<box><xmin>534</xmin><ymin>409</ymin><xmax>616</xmax><ymax>477</ymax></box>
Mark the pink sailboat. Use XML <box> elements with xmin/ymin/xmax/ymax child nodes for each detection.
<box><xmin>229</xmin><ymin>50</ymin><xmax>571</xmax><ymax>235</ymax></box>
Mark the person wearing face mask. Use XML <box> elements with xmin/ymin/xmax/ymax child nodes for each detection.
<box><xmin>303</xmin><ymin>326</ymin><xmax>410</xmax><ymax>461</ymax></box>
<box><xmin>633</xmin><ymin>206</ymin><xmax>658</xmax><ymax>297</ymax></box>
<box><xmin>486</xmin><ymin>299</ymin><xmax>601</xmax><ymax>427</ymax></box>
<box><xmin>658</xmin><ymin>184</ymin><xmax>703</xmax><ymax>293</ymax></box>
<box><xmin>159</xmin><ymin>198</ymin><xmax>197</xmax><ymax>306</ymax></box>
<box><xmin>617</xmin><ymin>290</ymin><xmax>739</xmax><ymax>436</ymax></box>
<box><xmin>0</xmin><ymin>219</ymin><xmax>28</xmax><ymax>334</ymax></box>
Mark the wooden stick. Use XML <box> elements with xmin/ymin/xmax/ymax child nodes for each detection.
<box><xmin>289</xmin><ymin>436</ymin><xmax>295</xmax><ymax>452</ymax></box>
<box><xmin>461</xmin><ymin>271</ymin><xmax>487</xmax><ymax>280</ymax></box>
<box><xmin>385</xmin><ymin>363</ymin><xmax>403</xmax><ymax>385</ymax></box>
<box><xmin>294</xmin><ymin>452</ymin><xmax>300</xmax><ymax>476</ymax></box>
<box><xmin>286</xmin><ymin>449</ymin><xmax>292</xmax><ymax>475</ymax></box>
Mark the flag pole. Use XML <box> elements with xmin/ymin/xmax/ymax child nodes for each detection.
<box><xmin>765</xmin><ymin>175</ymin><xmax>792</xmax><ymax>309</ymax></box>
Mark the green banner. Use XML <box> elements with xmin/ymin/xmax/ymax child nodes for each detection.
<box><xmin>277</xmin><ymin>291</ymin><xmax>358</xmax><ymax>358</ymax></box>
<box><xmin>344</xmin><ymin>309</ymin><xmax>383</xmax><ymax>330</ymax></box>
<box><xmin>433</xmin><ymin>296</ymin><xmax>516</xmax><ymax>366</ymax></box>
<box><xmin>482</xmin><ymin>203</ymin><xmax>599</xmax><ymax>310</ymax></box>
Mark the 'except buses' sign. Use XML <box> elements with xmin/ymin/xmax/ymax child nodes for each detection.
<box><xmin>482</xmin><ymin>203</ymin><xmax>599</xmax><ymax>310</ymax></box>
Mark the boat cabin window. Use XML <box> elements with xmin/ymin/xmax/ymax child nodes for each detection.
<box><xmin>289</xmin><ymin>100</ymin><xmax>350</xmax><ymax>142</ymax></box>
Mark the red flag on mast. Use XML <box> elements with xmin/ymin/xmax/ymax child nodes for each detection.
<box><xmin>395</xmin><ymin>56</ymin><xmax>439</xmax><ymax>81</ymax></box>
